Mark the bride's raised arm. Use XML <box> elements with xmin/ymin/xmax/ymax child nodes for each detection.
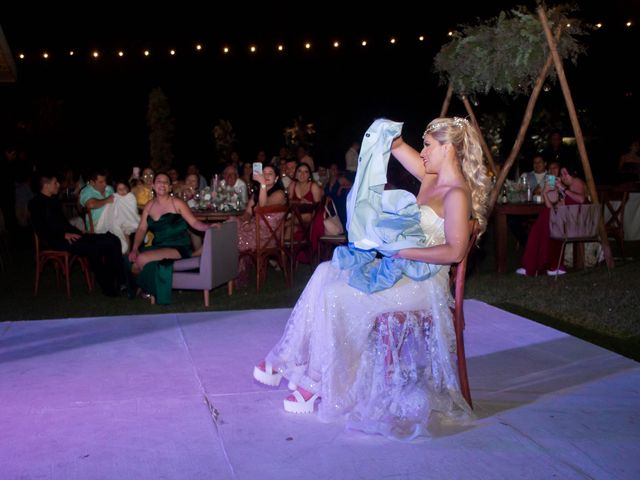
<box><xmin>391</xmin><ymin>136</ymin><xmax>425</xmax><ymax>180</ymax></box>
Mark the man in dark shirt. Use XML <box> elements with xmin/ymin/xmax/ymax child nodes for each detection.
<box><xmin>29</xmin><ymin>173</ymin><xmax>125</xmax><ymax>297</ymax></box>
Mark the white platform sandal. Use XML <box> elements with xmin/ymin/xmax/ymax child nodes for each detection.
<box><xmin>283</xmin><ymin>390</ymin><xmax>319</xmax><ymax>414</ymax></box>
<box><xmin>253</xmin><ymin>361</ymin><xmax>282</xmax><ymax>387</ymax></box>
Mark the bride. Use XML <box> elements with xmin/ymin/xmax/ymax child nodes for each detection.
<box><xmin>253</xmin><ymin>118</ymin><xmax>490</xmax><ymax>439</ymax></box>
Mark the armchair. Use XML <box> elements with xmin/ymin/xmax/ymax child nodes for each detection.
<box><xmin>172</xmin><ymin>222</ymin><xmax>238</xmax><ymax>306</ymax></box>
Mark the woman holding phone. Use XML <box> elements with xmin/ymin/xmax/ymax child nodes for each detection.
<box><xmin>232</xmin><ymin>164</ymin><xmax>287</xmax><ymax>286</ymax></box>
<box><xmin>517</xmin><ymin>166</ymin><xmax>587</xmax><ymax>276</ymax></box>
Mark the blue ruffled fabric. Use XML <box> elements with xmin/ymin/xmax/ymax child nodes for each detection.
<box><xmin>333</xmin><ymin>119</ymin><xmax>442</xmax><ymax>294</ymax></box>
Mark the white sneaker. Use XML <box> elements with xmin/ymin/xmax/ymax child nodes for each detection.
<box><xmin>546</xmin><ymin>269</ymin><xmax>567</xmax><ymax>276</ymax></box>
<box><xmin>515</xmin><ymin>268</ymin><xmax>527</xmax><ymax>275</ymax></box>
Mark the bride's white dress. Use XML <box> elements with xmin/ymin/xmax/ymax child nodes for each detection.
<box><xmin>264</xmin><ymin>205</ymin><xmax>473</xmax><ymax>440</ymax></box>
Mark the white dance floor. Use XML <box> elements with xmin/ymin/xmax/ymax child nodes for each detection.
<box><xmin>1</xmin><ymin>300</ymin><xmax>638</xmax><ymax>479</ymax></box>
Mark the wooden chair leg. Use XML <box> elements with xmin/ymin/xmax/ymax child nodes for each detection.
<box><xmin>203</xmin><ymin>289</ymin><xmax>210</xmax><ymax>307</ymax></box>
<box><xmin>64</xmin><ymin>255</ymin><xmax>71</xmax><ymax>298</ymax></box>
<box><xmin>34</xmin><ymin>259</ymin><xmax>41</xmax><ymax>295</ymax></box>
<box><xmin>454</xmin><ymin>313</ymin><xmax>472</xmax><ymax>408</ymax></box>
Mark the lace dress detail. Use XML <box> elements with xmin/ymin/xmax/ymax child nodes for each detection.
<box><xmin>264</xmin><ymin>205</ymin><xmax>473</xmax><ymax>439</ymax></box>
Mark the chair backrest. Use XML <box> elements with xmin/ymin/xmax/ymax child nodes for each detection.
<box><xmin>254</xmin><ymin>204</ymin><xmax>289</xmax><ymax>254</ymax></box>
<box><xmin>172</xmin><ymin>221</ymin><xmax>238</xmax><ymax>290</ymax></box>
<box><xmin>77</xmin><ymin>199</ymin><xmax>95</xmax><ymax>233</ymax></box>
<box><xmin>601</xmin><ymin>189</ymin><xmax>629</xmax><ymax>236</ymax></box>
<box><xmin>549</xmin><ymin>204</ymin><xmax>601</xmax><ymax>241</ymax></box>
<box><xmin>450</xmin><ymin>219</ymin><xmax>479</xmax><ymax>326</ymax></box>
<box><xmin>288</xmin><ymin>202</ymin><xmax>319</xmax><ymax>242</ymax></box>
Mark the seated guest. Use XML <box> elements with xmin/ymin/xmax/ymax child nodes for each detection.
<box><xmin>240</xmin><ymin>163</ymin><xmax>255</xmax><ymax>199</ymax></box>
<box><xmin>618</xmin><ymin>138</ymin><xmax>640</xmax><ymax>181</ymax></box>
<box><xmin>132</xmin><ymin>167</ymin><xmax>155</xmax><ymax>209</ymax></box>
<box><xmin>287</xmin><ymin>163</ymin><xmax>323</xmax><ymax>209</ymax></box>
<box><xmin>128</xmin><ymin>172</ymin><xmax>215</xmax><ymax>304</ymax></box>
<box><xmin>216</xmin><ymin>164</ymin><xmax>248</xmax><ymax>211</ymax></box>
<box><xmin>29</xmin><ymin>172</ymin><xmax>125</xmax><ymax>297</ymax></box>
<box><xmin>232</xmin><ymin>165</ymin><xmax>287</xmax><ymax>287</ymax></box>
<box><xmin>92</xmin><ymin>180</ymin><xmax>140</xmax><ymax>254</ymax></box>
<box><xmin>79</xmin><ymin>170</ymin><xmax>114</xmax><ymax>230</ymax></box>
<box><xmin>166</xmin><ymin>167</ymin><xmax>184</xmax><ymax>193</ymax></box>
<box><xmin>288</xmin><ymin>162</ymin><xmax>324</xmax><ymax>263</ymax></box>
<box><xmin>281</xmin><ymin>159</ymin><xmax>297</xmax><ymax>190</ymax></box>
<box><xmin>174</xmin><ymin>172</ymin><xmax>203</xmax><ymax>253</ymax></box>
<box><xmin>324</xmin><ymin>162</ymin><xmax>352</xmax><ymax>229</ymax></box>
<box><xmin>508</xmin><ymin>154</ymin><xmax>548</xmax><ymax>248</ymax></box>
<box><xmin>516</xmin><ymin>167</ymin><xmax>587</xmax><ymax>276</ymax></box>
<box><xmin>524</xmin><ymin>154</ymin><xmax>548</xmax><ymax>195</ymax></box>
<box><xmin>295</xmin><ymin>145</ymin><xmax>315</xmax><ymax>173</ymax></box>
<box><xmin>186</xmin><ymin>164</ymin><xmax>208</xmax><ymax>191</ymax></box>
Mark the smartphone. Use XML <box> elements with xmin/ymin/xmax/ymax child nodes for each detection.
<box><xmin>547</xmin><ymin>175</ymin><xmax>556</xmax><ymax>187</ymax></box>
<box><xmin>252</xmin><ymin>162</ymin><xmax>263</xmax><ymax>175</ymax></box>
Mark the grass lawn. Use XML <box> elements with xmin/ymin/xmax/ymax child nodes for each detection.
<box><xmin>1</xmin><ymin>229</ymin><xmax>638</xmax><ymax>361</ymax></box>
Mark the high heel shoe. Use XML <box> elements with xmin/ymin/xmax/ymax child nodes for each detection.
<box><xmin>283</xmin><ymin>389</ymin><xmax>319</xmax><ymax>414</ymax></box>
<box><xmin>253</xmin><ymin>361</ymin><xmax>282</xmax><ymax>386</ymax></box>
<box><xmin>136</xmin><ymin>288</ymin><xmax>156</xmax><ymax>305</ymax></box>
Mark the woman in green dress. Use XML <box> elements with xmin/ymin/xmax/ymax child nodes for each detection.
<box><xmin>128</xmin><ymin>172</ymin><xmax>215</xmax><ymax>304</ymax></box>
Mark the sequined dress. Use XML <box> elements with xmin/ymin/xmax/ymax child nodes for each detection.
<box><xmin>264</xmin><ymin>205</ymin><xmax>473</xmax><ymax>439</ymax></box>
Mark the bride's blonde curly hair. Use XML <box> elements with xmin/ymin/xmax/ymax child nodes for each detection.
<box><xmin>425</xmin><ymin>117</ymin><xmax>491</xmax><ymax>236</ymax></box>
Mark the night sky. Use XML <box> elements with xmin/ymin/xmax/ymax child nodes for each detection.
<box><xmin>1</xmin><ymin>1</ymin><xmax>638</xmax><ymax>182</ymax></box>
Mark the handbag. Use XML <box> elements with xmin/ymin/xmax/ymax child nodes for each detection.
<box><xmin>323</xmin><ymin>198</ymin><xmax>344</xmax><ymax>235</ymax></box>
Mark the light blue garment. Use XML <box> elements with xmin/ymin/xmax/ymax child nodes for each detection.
<box><xmin>79</xmin><ymin>184</ymin><xmax>114</xmax><ymax>228</ymax></box>
<box><xmin>332</xmin><ymin>118</ymin><xmax>442</xmax><ymax>294</ymax></box>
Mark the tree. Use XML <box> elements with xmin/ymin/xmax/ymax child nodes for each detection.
<box><xmin>147</xmin><ymin>87</ymin><xmax>174</xmax><ymax>171</ymax></box>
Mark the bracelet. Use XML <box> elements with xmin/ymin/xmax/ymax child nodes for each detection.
<box><xmin>260</xmin><ymin>184</ymin><xmax>267</xmax><ymax>190</ymax></box>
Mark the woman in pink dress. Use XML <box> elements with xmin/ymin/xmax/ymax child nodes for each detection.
<box><xmin>233</xmin><ymin>165</ymin><xmax>287</xmax><ymax>286</ymax></box>
<box><xmin>518</xmin><ymin>167</ymin><xmax>587</xmax><ymax>276</ymax></box>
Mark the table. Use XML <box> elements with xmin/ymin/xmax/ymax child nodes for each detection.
<box><xmin>493</xmin><ymin>202</ymin><xmax>545</xmax><ymax>273</ymax></box>
<box><xmin>191</xmin><ymin>210</ymin><xmax>242</xmax><ymax>223</ymax></box>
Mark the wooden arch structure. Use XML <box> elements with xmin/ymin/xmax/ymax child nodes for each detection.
<box><xmin>435</xmin><ymin>5</ymin><xmax>613</xmax><ymax>268</ymax></box>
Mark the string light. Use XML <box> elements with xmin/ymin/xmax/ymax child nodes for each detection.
<box><xmin>14</xmin><ymin>22</ymin><xmax>640</xmax><ymax>64</ymax></box>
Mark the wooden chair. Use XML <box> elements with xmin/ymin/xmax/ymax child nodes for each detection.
<box><xmin>239</xmin><ymin>204</ymin><xmax>290</xmax><ymax>292</ymax></box>
<box><xmin>77</xmin><ymin>199</ymin><xmax>95</xmax><ymax>233</ymax></box>
<box><xmin>549</xmin><ymin>203</ymin><xmax>608</xmax><ymax>277</ymax></box>
<box><xmin>33</xmin><ymin>232</ymin><xmax>93</xmax><ymax>297</ymax></box>
<box><xmin>373</xmin><ymin>219</ymin><xmax>479</xmax><ymax>408</ymax></box>
<box><xmin>316</xmin><ymin>197</ymin><xmax>347</xmax><ymax>263</ymax></box>
<box><xmin>601</xmin><ymin>188</ymin><xmax>629</xmax><ymax>257</ymax></box>
<box><xmin>286</xmin><ymin>202</ymin><xmax>320</xmax><ymax>275</ymax></box>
